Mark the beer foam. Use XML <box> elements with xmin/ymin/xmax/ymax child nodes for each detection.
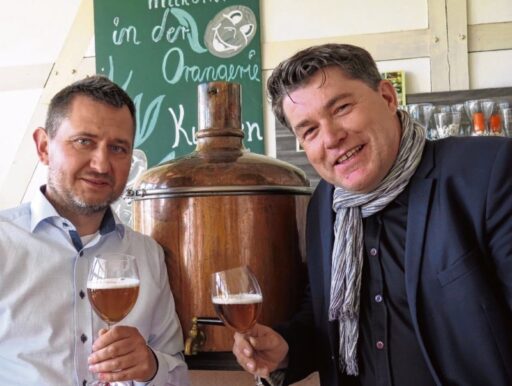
<box><xmin>87</xmin><ymin>277</ymin><xmax>140</xmax><ymax>289</ymax></box>
<box><xmin>212</xmin><ymin>293</ymin><xmax>263</xmax><ymax>304</ymax></box>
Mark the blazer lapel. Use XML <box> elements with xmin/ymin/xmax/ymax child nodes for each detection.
<box><xmin>404</xmin><ymin>178</ymin><xmax>433</xmax><ymax>314</ymax></box>
<box><xmin>319</xmin><ymin>183</ymin><xmax>335</xmax><ymax>313</ymax></box>
<box><xmin>404</xmin><ymin>142</ymin><xmax>442</xmax><ymax>385</ymax></box>
<box><xmin>405</xmin><ymin>141</ymin><xmax>434</xmax><ymax>315</ymax></box>
<box><xmin>314</xmin><ymin>182</ymin><xmax>338</xmax><ymax>351</ymax></box>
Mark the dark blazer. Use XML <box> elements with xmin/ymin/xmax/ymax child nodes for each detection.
<box><xmin>280</xmin><ymin>137</ymin><xmax>512</xmax><ymax>386</ymax></box>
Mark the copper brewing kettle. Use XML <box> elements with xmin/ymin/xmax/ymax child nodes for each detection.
<box><xmin>130</xmin><ymin>82</ymin><xmax>311</xmax><ymax>359</ymax></box>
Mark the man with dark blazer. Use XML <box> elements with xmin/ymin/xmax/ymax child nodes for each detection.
<box><xmin>232</xmin><ymin>43</ymin><xmax>512</xmax><ymax>386</ymax></box>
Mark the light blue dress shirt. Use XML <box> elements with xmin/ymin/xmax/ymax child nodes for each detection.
<box><xmin>0</xmin><ymin>187</ymin><xmax>189</xmax><ymax>386</ymax></box>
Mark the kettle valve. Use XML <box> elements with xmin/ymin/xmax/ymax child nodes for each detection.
<box><xmin>184</xmin><ymin>316</ymin><xmax>224</xmax><ymax>355</ymax></box>
<box><xmin>185</xmin><ymin>317</ymin><xmax>206</xmax><ymax>355</ymax></box>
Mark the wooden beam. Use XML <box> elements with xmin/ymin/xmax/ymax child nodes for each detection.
<box><xmin>468</xmin><ymin>22</ymin><xmax>512</xmax><ymax>52</ymax></box>
<box><xmin>0</xmin><ymin>0</ymin><xmax>94</xmax><ymax>209</ymax></box>
<box><xmin>446</xmin><ymin>0</ymin><xmax>469</xmax><ymax>90</ymax></box>
<box><xmin>263</xmin><ymin>29</ymin><xmax>431</xmax><ymax>71</ymax></box>
<box><xmin>428</xmin><ymin>0</ymin><xmax>450</xmax><ymax>91</ymax></box>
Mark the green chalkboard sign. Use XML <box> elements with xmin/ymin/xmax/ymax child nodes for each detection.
<box><xmin>94</xmin><ymin>0</ymin><xmax>264</xmax><ymax>167</ymax></box>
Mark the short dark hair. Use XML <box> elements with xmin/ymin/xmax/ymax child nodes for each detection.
<box><xmin>45</xmin><ymin>75</ymin><xmax>136</xmax><ymax>138</ymax></box>
<box><xmin>267</xmin><ymin>43</ymin><xmax>382</xmax><ymax>130</ymax></box>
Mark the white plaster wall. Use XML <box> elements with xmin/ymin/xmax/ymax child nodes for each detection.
<box><xmin>1</xmin><ymin>1</ymin><xmax>81</xmax><ymax>66</ymax></box>
<box><xmin>468</xmin><ymin>0</ymin><xmax>512</xmax><ymax>24</ymax></box>
<box><xmin>466</xmin><ymin>0</ymin><xmax>512</xmax><ymax>90</ymax></box>
<box><xmin>261</xmin><ymin>0</ymin><xmax>428</xmax><ymax>41</ymax></box>
<box><xmin>0</xmin><ymin>89</ymin><xmax>42</xmax><ymax>186</ymax></box>
<box><xmin>0</xmin><ymin>0</ymin><xmax>81</xmax><ymax>203</ymax></box>
<box><xmin>470</xmin><ymin>50</ymin><xmax>512</xmax><ymax>89</ymax></box>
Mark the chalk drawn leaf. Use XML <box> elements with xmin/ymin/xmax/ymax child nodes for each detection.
<box><xmin>134</xmin><ymin>94</ymin><xmax>166</xmax><ymax>148</ymax></box>
<box><xmin>171</xmin><ymin>8</ymin><xmax>207</xmax><ymax>54</ymax></box>
<box><xmin>107</xmin><ymin>55</ymin><xmax>133</xmax><ymax>89</ymax></box>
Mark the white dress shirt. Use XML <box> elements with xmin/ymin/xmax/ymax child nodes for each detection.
<box><xmin>0</xmin><ymin>187</ymin><xmax>189</xmax><ymax>386</ymax></box>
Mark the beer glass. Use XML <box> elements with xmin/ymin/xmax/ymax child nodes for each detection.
<box><xmin>211</xmin><ymin>266</ymin><xmax>265</xmax><ymax>386</ymax></box>
<box><xmin>87</xmin><ymin>253</ymin><xmax>140</xmax><ymax>386</ymax></box>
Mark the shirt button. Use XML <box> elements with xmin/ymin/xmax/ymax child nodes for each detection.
<box><xmin>80</xmin><ymin>334</ymin><xmax>88</xmax><ymax>343</ymax></box>
<box><xmin>374</xmin><ymin>294</ymin><xmax>383</xmax><ymax>303</ymax></box>
<box><xmin>79</xmin><ymin>290</ymin><xmax>85</xmax><ymax>299</ymax></box>
<box><xmin>370</xmin><ymin>248</ymin><xmax>378</xmax><ymax>256</ymax></box>
<box><xmin>376</xmin><ymin>341</ymin><xmax>384</xmax><ymax>350</ymax></box>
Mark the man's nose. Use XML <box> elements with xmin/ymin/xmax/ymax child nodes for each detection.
<box><xmin>90</xmin><ymin>147</ymin><xmax>111</xmax><ymax>173</ymax></box>
<box><xmin>323</xmin><ymin>121</ymin><xmax>346</xmax><ymax>149</ymax></box>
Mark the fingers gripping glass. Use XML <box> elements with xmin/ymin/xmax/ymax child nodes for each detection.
<box><xmin>87</xmin><ymin>253</ymin><xmax>140</xmax><ymax>386</ymax></box>
<box><xmin>211</xmin><ymin>266</ymin><xmax>267</xmax><ymax>386</ymax></box>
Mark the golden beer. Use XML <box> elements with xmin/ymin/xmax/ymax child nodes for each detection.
<box><xmin>87</xmin><ymin>278</ymin><xmax>140</xmax><ymax>324</ymax></box>
<box><xmin>212</xmin><ymin>293</ymin><xmax>262</xmax><ymax>332</ymax></box>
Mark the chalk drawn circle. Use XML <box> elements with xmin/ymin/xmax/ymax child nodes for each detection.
<box><xmin>204</xmin><ymin>5</ymin><xmax>257</xmax><ymax>59</ymax></box>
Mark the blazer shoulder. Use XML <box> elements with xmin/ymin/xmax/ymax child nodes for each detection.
<box><xmin>307</xmin><ymin>180</ymin><xmax>335</xmax><ymax>225</ymax></box>
<box><xmin>426</xmin><ymin>136</ymin><xmax>512</xmax><ymax>175</ymax></box>
<box><xmin>433</xmin><ymin>135</ymin><xmax>511</xmax><ymax>152</ymax></box>
<box><xmin>310</xmin><ymin>180</ymin><xmax>334</xmax><ymax>205</ymax></box>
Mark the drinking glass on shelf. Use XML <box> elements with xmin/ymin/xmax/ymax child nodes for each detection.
<box><xmin>499</xmin><ymin>101</ymin><xmax>510</xmax><ymax>111</ymax></box>
<box><xmin>432</xmin><ymin>105</ymin><xmax>451</xmax><ymax>137</ymax></box>
<box><xmin>435</xmin><ymin>104</ymin><xmax>451</xmax><ymax>114</ymax></box>
<box><xmin>451</xmin><ymin>103</ymin><xmax>471</xmax><ymax>136</ymax></box>
<box><xmin>211</xmin><ymin>266</ymin><xmax>265</xmax><ymax>386</ymax></box>
<box><xmin>87</xmin><ymin>253</ymin><xmax>140</xmax><ymax>386</ymax></box>
<box><xmin>464</xmin><ymin>99</ymin><xmax>486</xmax><ymax>136</ymax></box>
<box><xmin>434</xmin><ymin>112</ymin><xmax>461</xmax><ymax>138</ymax></box>
<box><xmin>408</xmin><ymin>103</ymin><xmax>435</xmax><ymax>139</ymax></box>
<box><xmin>481</xmin><ymin>99</ymin><xmax>503</xmax><ymax>136</ymax></box>
<box><xmin>501</xmin><ymin>107</ymin><xmax>512</xmax><ymax>137</ymax></box>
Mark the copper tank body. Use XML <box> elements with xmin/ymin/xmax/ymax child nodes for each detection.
<box><xmin>131</xmin><ymin>82</ymin><xmax>311</xmax><ymax>354</ymax></box>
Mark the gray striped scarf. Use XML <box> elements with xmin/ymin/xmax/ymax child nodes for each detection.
<box><xmin>329</xmin><ymin>111</ymin><xmax>425</xmax><ymax>375</ymax></box>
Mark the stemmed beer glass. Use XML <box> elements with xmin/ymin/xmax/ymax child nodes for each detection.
<box><xmin>87</xmin><ymin>253</ymin><xmax>140</xmax><ymax>386</ymax></box>
<box><xmin>211</xmin><ymin>266</ymin><xmax>265</xmax><ymax>386</ymax></box>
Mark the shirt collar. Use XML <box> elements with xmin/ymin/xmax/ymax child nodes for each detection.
<box><xmin>30</xmin><ymin>185</ymin><xmax>125</xmax><ymax>238</ymax></box>
<box><xmin>30</xmin><ymin>186</ymin><xmax>61</xmax><ymax>232</ymax></box>
<box><xmin>99</xmin><ymin>206</ymin><xmax>125</xmax><ymax>238</ymax></box>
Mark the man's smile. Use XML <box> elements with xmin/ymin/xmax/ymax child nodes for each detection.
<box><xmin>335</xmin><ymin>144</ymin><xmax>364</xmax><ymax>165</ymax></box>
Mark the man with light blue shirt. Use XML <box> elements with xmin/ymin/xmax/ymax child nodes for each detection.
<box><xmin>0</xmin><ymin>76</ymin><xmax>189</xmax><ymax>386</ymax></box>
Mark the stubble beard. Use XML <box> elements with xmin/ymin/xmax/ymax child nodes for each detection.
<box><xmin>47</xmin><ymin>170</ymin><xmax>119</xmax><ymax>216</ymax></box>
<box><xmin>68</xmin><ymin>193</ymin><xmax>114</xmax><ymax>215</ymax></box>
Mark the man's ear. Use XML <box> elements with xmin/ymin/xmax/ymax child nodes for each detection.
<box><xmin>33</xmin><ymin>127</ymin><xmax>50</xmax><ymax>165</ymax></box>
<box><xmin>379</xmin><ymin>80</ymin><xmax>399</xmax><ymax>113</ymax></box>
